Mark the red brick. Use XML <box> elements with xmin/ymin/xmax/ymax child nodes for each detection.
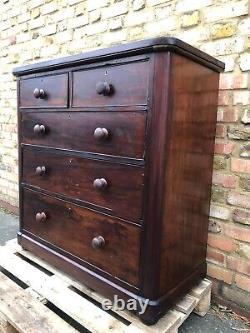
<box><xmin>219</xmin><ymin>73</ymin><xmax>248</xmax><ymax>90</ymax></box>
<box><xmin>207</xmin><ymin>247</ymin><xmax>225</xmax><ymax>264</ymax></box>
<box><xmin>235</xmin><ymin>274</ymin><xmax>250</xmax><ymax>292</ymax></box>
<box><xmin>9</xmin><ymin>35</ymin><xmax>16</xmax><ymax>45</ymax></box>
<box><xmin>216</xmin><ymin>124</ymin><xmax>226</xmax><ymax>138</ymax></box>
<box><xmin>207</xmin><ymin>263</ymin><xmax>233</xmax><ymax>284</ymax></box>
<box><xmin>227</xmin><ymin>191</ymin><xmax>250</xmax><ymax>209</ymax></box>
<box><xmin>232</xmin><ymin>73</ymin><xmax>249</xmax><ymax>89</ymax></box>
<box><xmin>217</xmin><ymin>107</ymin><xmax>238</xmax><ymax>122</ymax></box>
<box><xmin>222</xmin><ymin>284</ymin><xmax>250</xmax><ymax>309</ymax></box>
<box><xmin>231</xmin><ymin>158</ymin><xmax>250</xmax><ymax>174</ymax></box>
<box><xmin>212</xmin><ymin>173</ymin><xmax>237</xmax><ymax>189</ymax></box>
<box><xmin>227</xmin><ymin>256</ymin><xmax>250</xmax><ymax>275</ymax></box>
<box><xmin>223</xmin><ymin>223</ymin><xmax>250</xmax><ymax>242</ymax></box>
<box><xmin>207</xmin><ymin>234</ymin><xmax>237</xmax><ymax>253</ymax></box>
<box><xmin>214</xmin><ymin>141</ymin><xmax>235</xmax><ymax>154</ymax></box>
<box><xmin>233</xmin><ymin>209</ymin><xmax>250</xmax><ymax>225</ymax></box>
<box><xmin>218</xmin><ymin>91</ymin><xmax>230</xmax><ymax>106</ymax></box>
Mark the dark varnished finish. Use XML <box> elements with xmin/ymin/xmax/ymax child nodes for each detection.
<box><xmin>22</xmin><ymin>145</ymin><xmax>144</xmax><ymax>222</ymax></box>
<box><xmin>72</xmin><ymin>61</ymin><xmax>149</xmax><ymax>107</ymax></box>
<box><xmin>20</xmin><ymin>73</ymin><xmax>68</xmax><ymax>108</ymax></box>
<box><xmin>21</xmin><ymin>111</ymin><xmax>146</xmax><ymax>159</ymax></box>
<box><xmin>14</xmin><ymin>38</ymin><xmax>223</xmax><ymax>325</ymax></box>
<box><xmin>22</xmin><ymin>189</ymin><xmax>140</xmax><ymax>286</ymax></box>
<box><xmin>159</xmin><ymin>54</ymin><xmax>220</xmax><ymax>295</ymax></box>
<box><xmin>13</xmin><ymin>37</ymin><xmax>224</xmax><ymax>76</ymax></box>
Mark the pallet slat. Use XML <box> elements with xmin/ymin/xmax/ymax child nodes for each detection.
<box><xmin>0</xmin><ymin>240</ymin><xmax>211</xmax><ymax>333</ymax></box>
<box><xmin>0</xmin><ymin>312</ymin><xmax>18</xmax><ymax>333</ymax></box>
<box><xmin>0</xmin><ymin>248</ymin><xmax>128</xmax><ymax>333</ymax></box>
<box><xmin>0</xmin><ymin>272</ymin><xmax>76</xmax><ymax>333</ymax></box>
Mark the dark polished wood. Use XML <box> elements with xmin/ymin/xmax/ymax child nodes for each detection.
<box><xmin>14</xmin><ymin>37</ymin><xmax>224</xmax><ymax>325</ymax></box>
<box><xmin>22</xmin><ymin>145</ymin><xmax>144</xmax><ymax>222</ymax></box>
<box><xmin>22</xmin><ymin>188</ymin><xmax>140</xmax><ymax>286</ymax></box>
<box><xmin>13</xmin><ymin>37</ymin><xmax>224</xmax><ymax>77</ymax></box>
<box><xmin>21</xmin><ymin>111</ymin><xmax>146</xmax><ymax>159</ymax></box>
<box><xmin>20</xmin><ymin>73</ymin><xmax>68</xmax><ymax>108</ymax></box>
<box><xmin>72</xmin><ymin>61</ymin><xmax>149</xmax><ymax>107</ymax></box>
<box><xmin>159</xmin><ymin>54</ymin><xmax>220</xmax><ymax>295</ymax></box>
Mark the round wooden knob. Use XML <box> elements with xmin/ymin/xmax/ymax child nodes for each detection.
<box><xmin>93</xmin><ymin>127</ymin><xmax>109</xmax><ymax>140</ymax></box>
<box><xmin>93</xmin><ymin>178</ymin><xmax>108</xmax><ymax>191</ymax></box>
<box><xmin>35</xmin><ymin>212</ymin><xmax>47</xmax><ymax>223</ymax></box>
<box><xmin>33</xmin><ymin>88</ymin><xmax>46</xmax><ymax>99</ymax></box>
<box><xmin>96</xmin><ymin>81</ymin><xmax>111</xmax><ymax>95</ymax></box>
<box><xmin>35</xmin><ymin>166</ymin><xmax>46</xmax><ymax>176</ymax></box>
<box><xmin>33</xmin><ymin>124</ymin><xmax>46</xmax><ymax>135</ymax></box>
<box><xmin>92</xmin><ymin>236</ymin><xmax>105</xmax><ymax>249</ymax></box>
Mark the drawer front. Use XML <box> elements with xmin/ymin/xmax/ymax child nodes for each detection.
<box><xmin>20</xmin><ymin>74</ymin><xmax>68</xmax><ymax>108</ymax></box>
<box><xmin>22</xmin><ymin>146</ymin><xmax>144</xmax><ymax>222</ymax></box>
<box><xmin>22</xmin><ymin>189</ymin><xmax>140</xmax><ymax>286</ymax></box>
<box><xmin>72</xmin><ymin>61</ymin><xmax>149</xmax><ymax>107</ymax></box>
<box><xmin>21</xmin><ymin>111</ymin><xmax>146</xmax><ymax>159</ymax></box>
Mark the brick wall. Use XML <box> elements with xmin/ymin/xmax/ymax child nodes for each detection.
<box><xmin>0</xmin><ymin>0</ymin><xmax>249</xmax><ymax>311</ymax></box>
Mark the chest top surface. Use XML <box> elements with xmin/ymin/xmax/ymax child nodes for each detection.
<box><xmin>13</xmin><ymin>37</ymin><xmax>224</xmax><ymax>77</ymax></box>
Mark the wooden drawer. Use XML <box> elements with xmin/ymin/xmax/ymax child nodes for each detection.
<box><xmin>19</xmin><ymin>74</ymin><xmax>68</xmax><ymax>108</ymax></box>
<box><xmin>72</xmin><ymin>61</ymin><xmax>149</xmax><ymax>107</ymax></box>
<box><xmin>22</xmin><ymin>146</ymin><xmax>144</xmax><ymax>222</ymax></box>
<box><xmin>22</xmin><ymin>189</ymin><xmax>140</xmax><ymax>286</ymax></box>
<box><xmin>21</xmin><ymin>111</ymin><xmax>146</xmax><ymax>159</ymax></box>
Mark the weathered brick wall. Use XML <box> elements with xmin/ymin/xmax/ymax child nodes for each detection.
<box><xmin>0</xmin><ymin>0</ymin><xmax>249</xmax><ymax>310</ymax></box>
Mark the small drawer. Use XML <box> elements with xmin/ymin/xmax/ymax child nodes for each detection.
<box><xmin>21</xmin><ymin>111</ymin><xmax>146</xmax><ymax>159</ymax></box>
<box><xmin>22</xmin><ymin>189</ymin><xmax>140</xmax><ymax>286</ymax></box>
<box><xmin>19</xmin><ymin>74</ymin><xmax>68</xmax><ymax>108</ymax></box>
<box><xmin>22</xmin><ymin>146</ymin><xmax>144</xmax><ymax>222</ymax></box>
<box><xmin>72</xmin><ymin>61</ymin><xmax>149</xmax><ymax>107</ymax></box>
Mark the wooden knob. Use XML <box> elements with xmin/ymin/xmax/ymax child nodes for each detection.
<box><xmin>33</xmin><ymin>88</ymin><xmax>46</xmax><ymax>99</ymax></box>
<box><xmin>96</xmin><ymin>81</ymin><xmax>111</xmax><ymax>95</ymax></box>
<box><xmin>92</xmin><ymin>236</ymin><xmax>105</xmax><ymax>249</ymax></box>
<box><xmin>93</xmin><ymin>178</ymin><xmax>108</xmax><ymax>191</ymax></box>
<box><xmin>35</xmin><ymin>212</ymin><xmax>47</xmax><ymax>223</ymax></box>
<box><xmin>33</xmin><ymin>124</ymin><xmax>46</xmax><ymax>135</ymax></box>
<box><xmin>35</xmin><ymin>166</ymin><xmax>46</xmax><ymax>176</ymax></box>
<box><xmin>94</xmin><ymin>127</ymin><xmax>109</xmax><ymax>140</ymax></box>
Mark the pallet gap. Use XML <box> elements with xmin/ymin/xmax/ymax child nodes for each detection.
<box><xmin>0</xmin><ymin>266</ymin><xmax>29</xmax><ymax>290</ymax></box>
<box><xmin>45</xmin><ymin>301</ymin><xmax>91</xmax><ymax>333</ymax></box>
<box><xmin>14</xmin><ymin>252</ymin><xmax>54</xmax><ymax>276</ymax></box>
<box><xmin>69</xmin><ymin>285</ymin><xmax>131</xmax><ymax>326</ymax></box>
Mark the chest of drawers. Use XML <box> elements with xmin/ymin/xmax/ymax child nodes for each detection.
<box><xmin>13</xmin><ymin>37</ymin><xmax>224</xmax><ymax>324</ymax></box>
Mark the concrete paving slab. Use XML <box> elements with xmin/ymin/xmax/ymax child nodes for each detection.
<box><xmin>0</xmin><ymin>209</ymin><xmax>19</xmax><ymax>245</ymax></box>
<box><xmin>179</xmin><ymin>307</ymin><xmax>249</xmax><ymax>333</ymax></box>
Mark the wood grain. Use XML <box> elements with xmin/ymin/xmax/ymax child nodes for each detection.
<box><xmin>22</xmin><ymin>188</ymin><xmax>140</xmax><ymax>286</ymax></box>
<box><xmin>159</xmin><ymin>54</ymin><xmax>220</xmax><ymax>295</ymax></box>
<box><xmin>20</xmin><ymin>74</ymin><xmax>68</xmax><ymax>108</ymax></box>
<box><xmin>14</xmin><ymin>38</ymin><xmax>223</xmax><ymax>325</ymax></box>
<box><xmin>72</xmin><ymin>61</ymin><xmax>149</xmax><ymax>107</ymax></box>
<box><xmin>22</xmin><ymin>145</ymin><xmax>144</xmax><ymax>222</ymax></box>
<box><xmin>21</xmin><ymin>111</ymin><xmax>146</xmax><ymax>159</ymax></box>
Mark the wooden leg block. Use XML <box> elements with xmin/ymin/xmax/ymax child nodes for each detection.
<box><xmin>193</xmin><ymin>289</ymin><xmax>211</xmax><ymax>317</ymax></box>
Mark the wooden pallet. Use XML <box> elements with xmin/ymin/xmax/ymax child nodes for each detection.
<box><xmin>0</xmin><ymin>239</ymin><xmax>211</xmax><ymax>333</ymax></box>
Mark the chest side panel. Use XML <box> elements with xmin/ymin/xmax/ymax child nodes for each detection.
<box><xmin>159</xmin><ymin>53</ymin><xmax>220</xmax><ymax>294</ymax></box>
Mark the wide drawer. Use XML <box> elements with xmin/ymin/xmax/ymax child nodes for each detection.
<box><xmin>22</xmin><ymin>189</ymin><xmax>140</xmax><ymax>286</ymax></box>
<box><xmin>19</xmin><ymin>74</ymin><xmax>68</xmax><ymax>108</ymax></box>
<box><xmin>21</xmin><ymin>111</ymin><xmax>146</xmax><ymax>159</ymax></box>
<box><xmin>72</xmin><ymin>61</ymin><xmax>149</xmax><ymax>107</ymax></box>
<box><xmin>22</xmin><ymin>146</ymin><xmax>144</xmax><ymax>222</ymax></box>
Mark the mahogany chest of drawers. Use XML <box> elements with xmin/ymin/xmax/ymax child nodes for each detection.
<box><xmin>13</xmin><ymin>37</ymin><xmax>224</xmax><ymax>324</ymax></box>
